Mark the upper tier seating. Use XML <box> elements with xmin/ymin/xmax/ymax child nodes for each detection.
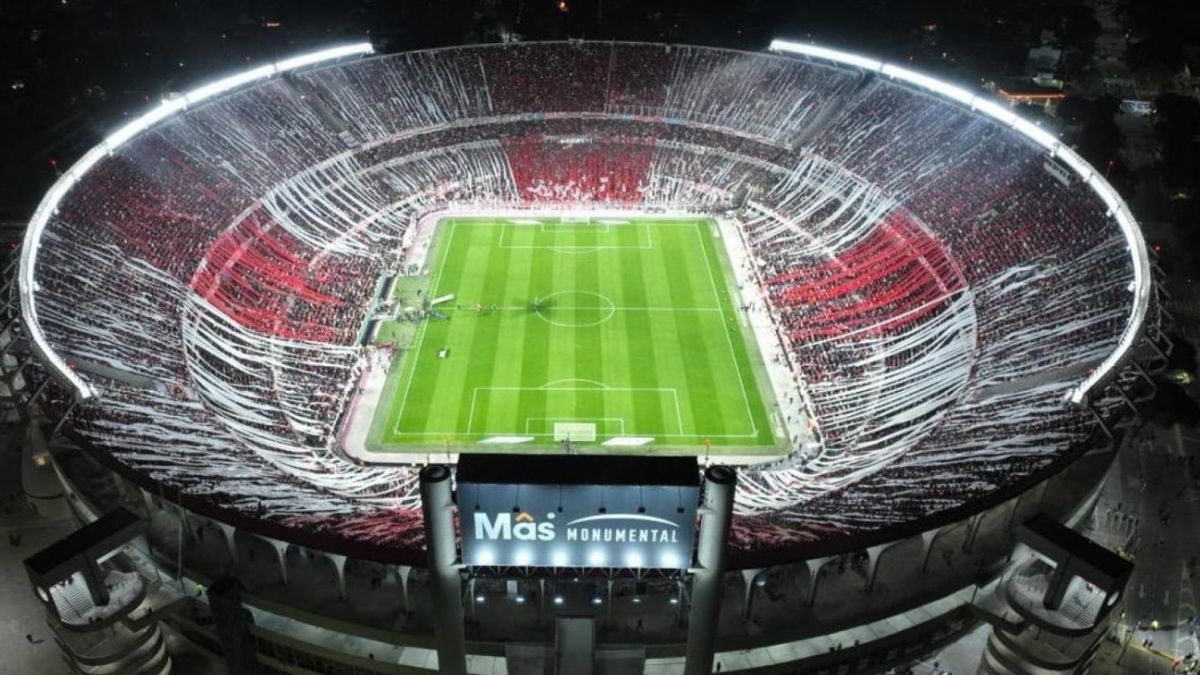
<box><xmin>28</xmin><ymin>43</ymin><xmax>1136</xmax><ymax>555</ymax></box>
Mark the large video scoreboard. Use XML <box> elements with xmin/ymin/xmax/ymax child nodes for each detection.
<box><xmin>455</xmin><ymin>454</ymin><xmax>700</xmax><ymax>569</ymax></box>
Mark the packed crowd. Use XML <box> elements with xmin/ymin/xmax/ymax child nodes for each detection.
<box><xmin>504</xmin><ymin>135</ymin><xmax>657</xmax><ymax>202</ymax></box>
<box><xmin>766</xmin><ymin>210</ymin><xmax>964</xmax><ymax>341</ymax></box>
<box><xmin>190</xmin><ymin>210</ymin><xmax>379</xmax><ymax>344</ymax></box>
<box><xmin>24</xmin><ymin>42</ymin><xmax>1142</xmax><ymax>554</ymax></box>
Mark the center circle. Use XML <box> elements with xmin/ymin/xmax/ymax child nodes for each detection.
<box><xmin>535</xmin><ymin>290</ymin><xmax>616</xmax><ymax>328</ymax></box>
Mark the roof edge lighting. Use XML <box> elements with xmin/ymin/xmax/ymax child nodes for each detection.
<box><xmin>18</xmin><ymin>42</ymin><xmax>374</xmax><ymax>401</ymax></box>
<box><xmin>769</xmin><ymin>39</ymin><xmax>1151</xmax><ymax>406</ymax></box>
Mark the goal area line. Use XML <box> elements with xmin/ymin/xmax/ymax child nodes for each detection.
<box><xmin>465</xmin><ymin>386</ymin><xmax>686</xmax><ymax>437</ymax></box>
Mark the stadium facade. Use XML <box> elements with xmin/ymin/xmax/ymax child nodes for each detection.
<box><xmin>5</xmin><ymin>40</ymin><xmax>1167</xmax><ymax>674</ymax></box>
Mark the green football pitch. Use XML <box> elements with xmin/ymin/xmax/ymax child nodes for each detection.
<box><xmin>365</xmin><ymin>216</ymin><xmax>783</xmax><ymax>456</ymax></box>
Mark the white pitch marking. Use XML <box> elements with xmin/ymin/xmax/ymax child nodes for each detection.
<box><xmin>524</xmin><ymin>417</ymin><xmax>626</xmax><ymax>435</ymax></box>
<box><xmin>670</xmin><ymin>388</ymin><xmax>685</xmax><ymax>435</ymax></box>
<box><xmin>466</xmin><ymin>387</ymin><xmax>480</xmax><ymax>434</ymax></box>
<box><xmin>495</xmin><ymin>219</ymin><xmax>658</xmax><ymax>251</ymax></box>
<box><xmin>539</xmin><ymin>378</ymin><xmax>612</xmax><ymax>390</ymax></box>
<box><xmin>459</xmin><ymin>305</ymin><xmax>722</xmax><ymax>312</ymax></box>
<box><xmin>390</xmin><ymin>219</ymin><xmax>461</xmax><ymax>436</ymax></box>
<box><xmin>695</xmin><ymin>226</ymin><xmax>760</xmax><ymax>438</ymax></box>
<box><xmin>460</xmin><ymin>385</ymin><xmax>698</xmax><ymax>439</ymax></box>
<box><xmin>388</xmin><ymin>431</ymin><xmax>761</xmax><ymax>438</ymax></box>
<box><xmin>390</xmin><ymin>219</ymin><xmax>764</xmax><ymax>444</ymax></box>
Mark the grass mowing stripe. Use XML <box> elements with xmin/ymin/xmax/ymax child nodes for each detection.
<box><xmin>436</xmin><ymin>222</ymin><xmax>493</xmax><ymax>435</ymax></box>
<box><xmin>694</xmin><ymin>224</ymin><xmax>737</xmax><ymax>438</ymax></box>
<box><xmin>658</xmin><ymin>223</ymin><xmax>719</xmax><ymax>439</ymax></box>
<box><xmin>515</xmin><ymin>239</ymin><xmax>551</xmax><ymax>437</ymax></box>
<box><xmin>479</xmin><ymin>221</ymin><xmax>527</xmax><ymax>435</ymax></box>
<box><xmin>617</xmin><ymin>229</ymin><xmax>662</xmax><ymax>438</ymax></box>
<box><xmin>385</xmin><ymin>216</ymin><xmax>462</xmax><ymax>438</ymax></box>
<box><xmin>373</xmin><ymin>216</ymin><xmax>782</xmax><ymax>453</ymax></box>
<box><xmin>462</xmin><ymin>223</ymin><xmax>504</xmax><ymax>434</ymax></box>
<box><xmin>579</xmin><ymin>225</ymin><xmax>607</xmax><ymax>430</ymax></box>
<box><xmin>601</xmin><ymin>238</ymin><xmax>636</xmax><ymax>438</ymax></box>
<box><xmin>701</xmin><ymin>222</ymin><xmax>771</xmax><ymax>442</ymax></box>
<box><xmin>546</xmin><ymin>223</ymin><xmax>577</xmax><ymax>423</ymax></box>
<box><xmin>692</xmin><ymin>223</ymin><xmax>741</xmax><ymax>435</ymax></box>
<box><xmin>690</xmin><ymin>224</ymin><xmax>747</xmax><ymax>438</ymax></box>
<box><xmin>455</xmin><ymin>223</ymin><xmax>502</xmax><ymax>434</ymax></box>
<box><xmin>640</xmin><ymin>225</ymin><xmax>691</xmax><ymax>436</ymax></box>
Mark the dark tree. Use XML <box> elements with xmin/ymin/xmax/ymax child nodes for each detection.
<box><xmin>1144</xmin><ymin>379</ymin><xmax>1200</xmax><ymax>428</ymax></box>
<box><xmin>1165</xmin><ymin>333</ymin><xmax>1198</xmax><ymax>375</ymax></box>
<box><xmin>1153</xmin><ymin>95</ymin><xmax>1200</xmax><ymax>192</ymax></box>
<box><xmin>1118</xmin><ymin>0</ymin><xmax>1199</xmax><ymax>73</ymax></box>
<box><xmin>1057</xmin><ymin>95</ymin><xmax>1135</xmax><ymax>194</ymax></box>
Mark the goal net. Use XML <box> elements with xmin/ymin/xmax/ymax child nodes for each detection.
<box><xmin>559</xmin><ymin>215</ymin><xmax>591</xmax><ymax>226</ymax></box>
<box><xmin>554</xmin><ymin>422</ymin><xmax>597</xmax><ymax>442</ymax></box>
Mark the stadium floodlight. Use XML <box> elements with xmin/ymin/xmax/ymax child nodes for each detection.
<box><xmin>515</xmin><ymin>547</ymin><xmax>533</xmax><ymax>566</ymax></box>
<box><xmin>769</xmin><ymin>40</ymin><xmax>883</xmax><ymax>72</ymax></box>
<box><xmin>18</xmin><ymin>143</ymin><xmax>114</xmax><ymax>400</ymax></box>
<box><xmin>1009</xmin><ymin>116</ymin><xmax>1058</xmax><ymax>150</ymax></box>
<box><xmin>18</xmin><ymin>42</ymin><xmax>374</xmax><ymax>402</ymax></box>
<box><xmin>1070</xmin><ymin>178</ymin><xmax>1151</xmax><ymax>405</ymax></box>
<box><xmin>1088</xmin><ymin>173</ymin><xmax>1123</xmax><ymax>215</ymax></box>
<box><xmin>180</xmin><ymin>44</ymin><xmax>372</xmax><ymax>108</ymax></box>
<box><xmin>182</xmin><ymin>64</ymin><xmax>277</xmax><ymax>108</ymax></box>
<box><xmin>274</xmin><ymin>43</ymin><xmax>375</xmax><ymax>73</ymax></box>
<box><xmin>1054</xmin><ymin>145</ymin><xmax>1095</xmax><ymax>181</ymax></box>
<box><xmin>659</xmin><ymin>550</ymin><xmax>683</xmax><ymax>569</ymax></box>
<box><xmin>105</xmin><ymin>97</ymin><xmax>189</xmax><ymax>149</ymax></box>
<box><xmin>880</xmin><ymin>64</ymin><xmax>973</xmax><ymax>107</ymax></box>
<box><xmin>771</xmin><ymin>36</ymin><xmax>1152</xmax><ymax>407</ymax></box>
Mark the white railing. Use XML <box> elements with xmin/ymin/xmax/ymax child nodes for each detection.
<box><xmin>769</xmin><ymin>39</ymin><xmax>1151</xmax><ymax>406</ymax></box>
<box><xmin>17</xmin><ymin>42</ymin><xmax>374</xmax><ymax>400</ymax></box>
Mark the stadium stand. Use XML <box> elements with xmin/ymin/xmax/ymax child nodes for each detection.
<box><xmin>20</xmin><ymin>41</ymin><xmax>1145</xmax><ymax>560</ymax></box>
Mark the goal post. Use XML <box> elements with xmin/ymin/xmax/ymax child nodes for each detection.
<box><xmin>553</xmin><ymin>422</ymin><xmax>597</xmax><ymax>442</ymax></box>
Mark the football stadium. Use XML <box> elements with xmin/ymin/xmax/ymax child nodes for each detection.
<box><xmin>6</xmin><ymin>40</ymin><xmax>1165</xmax><ymax>674</ymax></box>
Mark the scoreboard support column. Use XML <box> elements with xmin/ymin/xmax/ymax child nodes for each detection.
<box><xmin>419</xmin><ymin>465</ymin><xmax>468</xmax><ymax>675</ymax></box>
<box><xmin>684</xmin><ymin>465</ymin><xmax>737</xmax><ymax>675</ymax></box>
